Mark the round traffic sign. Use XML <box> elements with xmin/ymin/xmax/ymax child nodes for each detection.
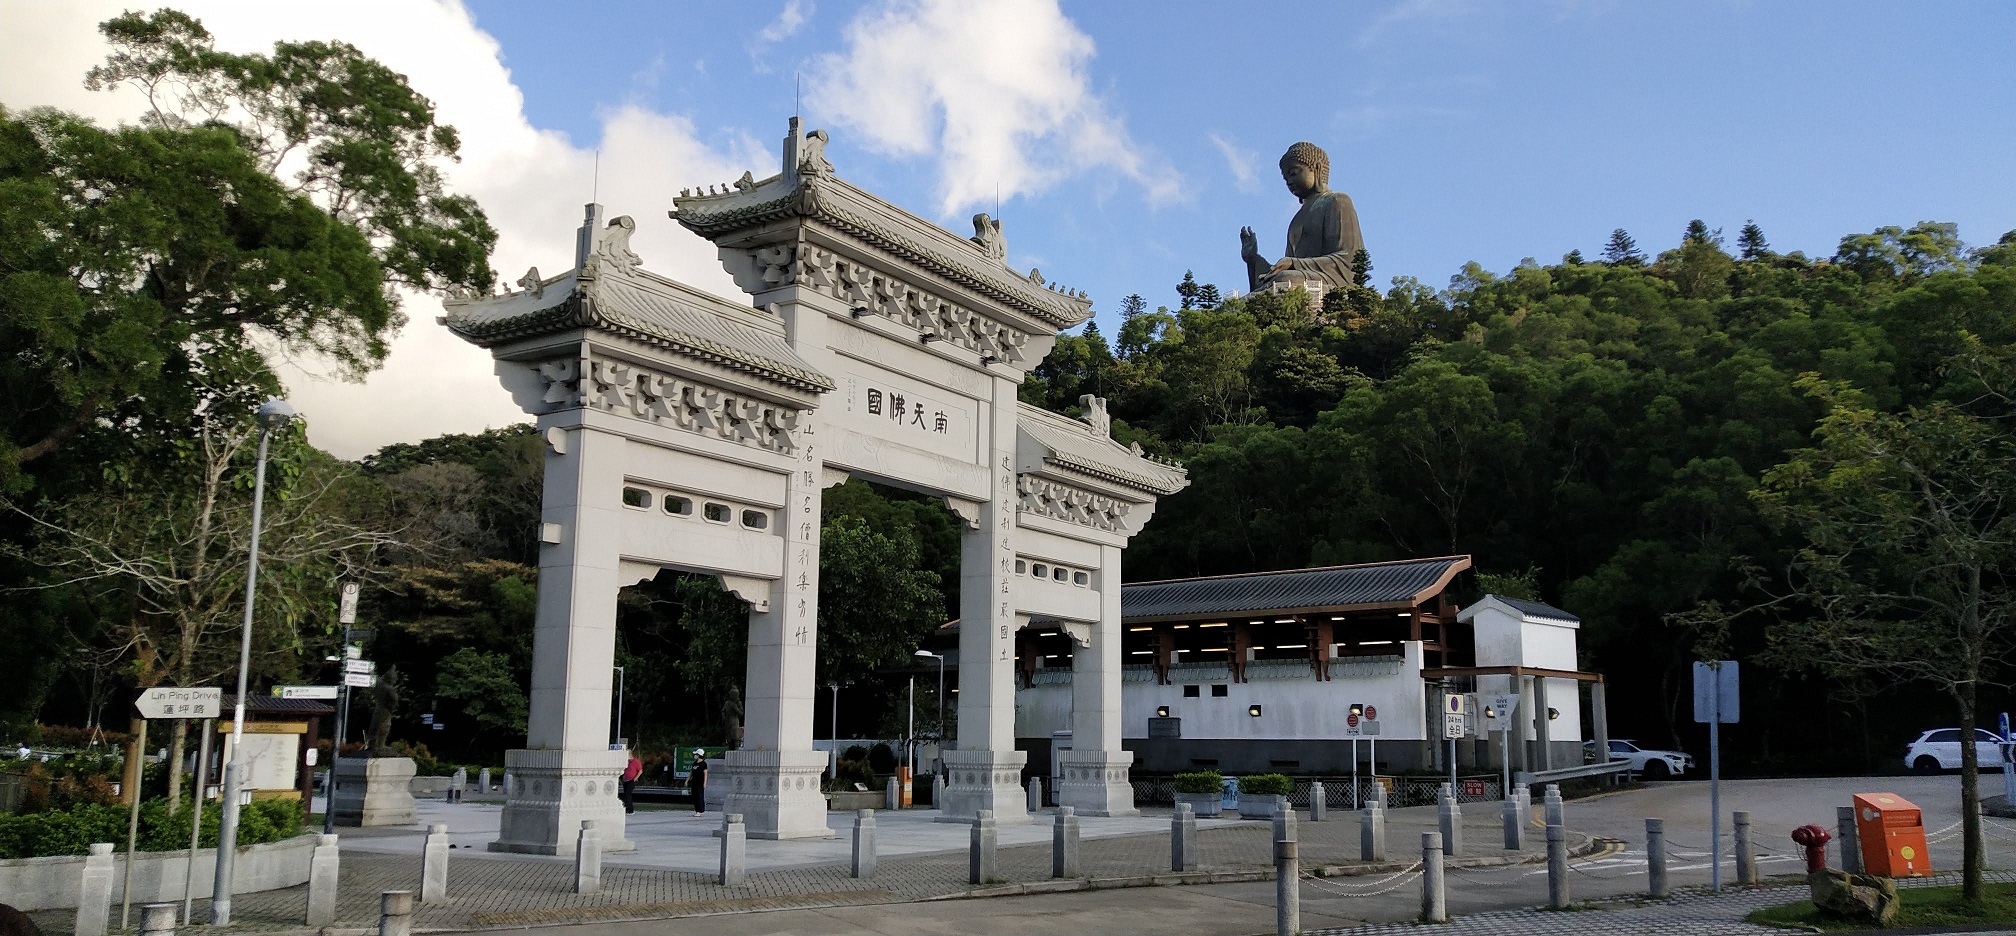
<box><xmin>1364</xmin><ymin>706</ymin><xmax>1377</xmax><ymax>720</ymax></box>
<box><xmin>1347</xmin><ymin>713</ymin><xmax>1360</xmax><ymax>728</ymax></box>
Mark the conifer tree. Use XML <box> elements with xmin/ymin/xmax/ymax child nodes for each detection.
<box><xmin>1351</xmin><ymin>248</ymin><xmax>1373</xmax><ymax>288</ymax></box>
<box><xmin>1120</xmin><ymin>293</ymin><xmax>1147</xmax><ymax>320</ymax></box>
<box><xmin>1738</xmin><ymin>221</ymin><xmax>1771</xmax><ymax>260</ymax></box>
<box><xmin>1564</xmin><ymin>249</ymin><xmax>1586</xmax><ymax>265</ymax></box>
<box><xmin>1684</xmin><ymin>219</ymin><xmax>1710</xmax><ymax>244</ymax></box>
<box><xmin>1197</xmin><ymin>283</ymin><xmax>1222</xmax><ymax>308</ymax></box>
<box><xmin>1603</xmin><ymin>229</ymin><xmax>1645</xmax><ymax>266</ymax></box>
<box><xmin>1176</xmin><ymin>271</ymin><xmax>1201</xmax><ymax>310</ymax></box>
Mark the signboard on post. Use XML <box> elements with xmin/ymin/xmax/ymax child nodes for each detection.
<box><xmin>1693</xmin><ymin>660</ymin><xmax>1739</xmax><ymax>893</ymax></box>
<box><xmin>338</xmin><ymin>581</ymin><xmax>360</xmax><ymax>625</ymax></box>
<box><xmin>273</xmin><ymin>686</ymin><xmax>339</xmax><ymax>700</ymax></box>
<box><xmin>344</xmin><ymin>673</ymin><xmax>377</xmax><ymax>688</ymax></box>
<box><xmin>133</xmin><ymin>687</ymin><xmax>222</xmax><ymax>720</ymax></box>
<box><xmin>344</xmin><ymin>659</ymin><xmax>376</xmax><ymax>675</ymax></box>
<box><xmin>1442</xmin><ymin>692</ymin><xmax>1466</xmax><ymax>740</ymax></box>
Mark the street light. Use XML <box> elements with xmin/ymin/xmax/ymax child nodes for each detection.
<box><xmin>212</xmin><ymin>398</ymin><xmax>295</xmax><ymax>925</ymax></box>
<box><xmin>612</xmin><ymin>665</ymin><xmax>626</xmax><ymax>748</ymax></box>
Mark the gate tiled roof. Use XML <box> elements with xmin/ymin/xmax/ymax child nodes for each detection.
<box><xmin>1121</xmin><ymin>556</ymin><xmax>1471</xmax><ymax>622</ymax></box>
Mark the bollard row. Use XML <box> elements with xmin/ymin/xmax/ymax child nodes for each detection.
<box><xmin>1053</xmin><ymin>806</ymin><xmax>1080</xmax><ymax>878</ymax></box>
<box><xmin>852</xmin><ymin>809</ymin><xmax>877</xmax><ymax>878</ymax></box>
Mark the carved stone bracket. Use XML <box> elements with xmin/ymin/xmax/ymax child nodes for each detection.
<box><xmin>717</xmin><ymin>574</ymin><xmax>773</xmax><ymax>612</ymax></box>
<box><xmin>535</xmin><ymin>353</ymin><xmax>805</xmax><ymax>456</ymax></box>
<box><xmin>748</xmin><ymin>244</ymin><xmax>1033</xmax><ymax>365</ymax></box>
<box><xmin>943</xmin><ymin>496</ymin><xmax>983</xmax><ymax>529</ymax></box>
<box><xmin>1016</xmin><ymin>475</ymin><xmax>1131</xmax><ymax>533</ymax></box>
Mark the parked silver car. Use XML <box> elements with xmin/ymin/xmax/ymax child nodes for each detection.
<box><xmin>1904</xmin><ymin>728</ymin><xmax>2006</xmax><ymax>773</ymax></box>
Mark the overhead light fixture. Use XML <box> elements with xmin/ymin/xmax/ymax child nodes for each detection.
<box><xmin>1484</xmin><ymin>706</ymin><xmax>1500</xmax><ymax>719</ymax></box>
<box><xmin>1330</xmin><ymin>616</ymin><xmax>1347</xmax><ymax>621</ymax></box>
<box><xmin>1201</xmin><ymin>647</ymin><xmax>1229</xmax><ymax>653</ymax></box>
<box><xmin>1128</xmin><ymin>626</ymin><xmax>1152</xmax><ymax>632</ymax></box>
<box><xmin>1248</xmin><ymin>704</ymin><xmax>1263</xmax><ymax>717</ymax></box>
<box><xmin>1273</xmin><ymin>619</ymin><xmax>1295</xmax><ymax>624</ymax></box>
<box><xmin>1547</xmin><ymin>707</ymin><xmax>1561</xmax><ymax>720</ymax></box>
<box><xmin>1199</xmin><ymin>622</ymin><xmax>1228</xmax><ymax>628</ymax></box>
<box><xmin>1276</xmin><ymin>643</ymin><xmax>1308</xmax><ymax>650</ymax></box>
<box><xmin>1361</xmin><ymin>640</ymin><xmax>1395</xmax><ymax>646</ymax></box>
<box><xmin>1129</xmin><ymin>650</ymin><xmax>1151</xmax><ymax>655</ymax></box>
<box><xmin>1156</xmin><ymin>706</ymin><xmax>1171</xmax><ymax>718</ymax></box>
<box><xmin>1174</xmin><ymin>624</ymin><xmax>1191</xmax><ymax>630</ymax></box>
<box><xmin>1397</xmin><ymin>612</ymin><xmax>1413</xmax><ymax>618</ymax></box>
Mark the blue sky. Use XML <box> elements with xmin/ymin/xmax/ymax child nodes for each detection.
<box><xmin>477</xmin><ymin>0</ymin><xmax>2016</xmax><ymax>323</ymax></box>
<box><xmin>3</xmin><ymin>0</ymin><xmax>2011</xmax><ymax>455</ymax></box>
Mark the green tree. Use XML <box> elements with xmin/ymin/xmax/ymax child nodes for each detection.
<box><xmin>435</xmin><ymin>648</ymin><xmax>529</xmax><ymax>739</ymax></box>
<box><xmin>1737</xmin><ymin>221</ymin><xmax>1770</xmax><ymax>260</ymax></box>
<box><xmin>1603</xmin><ymin>228</ymin><xmax>1645</xmax><ymax>266</ymax></box>
<box><xmin>1176</xmin><ymin>270</ymin><xmax>1201</xmax><ymax>310</ymax></box>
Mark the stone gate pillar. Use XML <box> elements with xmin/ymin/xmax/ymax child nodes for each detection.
<box><xmin>944</xmin><ymin>373</ymin><xmax>1030</xmax><ymax>824</ymax></box>
<box><xmin>1058</xmin><ymin>542</ymin><xmax>1136</xmax><ymax>816</ymax></box>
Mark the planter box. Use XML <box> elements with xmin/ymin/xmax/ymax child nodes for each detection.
<box><xmin>1238</xmin><ymin>793</ymin><xmax>1286</xmax><ymax>819</ymax></box>
<box><xmin>1174</xmin><ymin>791</ymin><xmax>1223</xmax><ymax>817</ymax></box>
<box><xmin>826</xmin><ymin>790</ymin><xmax>883</xmax><ymax>812</ymax></box>
<box><xmin>0</xmin><ymin>832</ymin><xmax>317</xmax><ymax>911</ymax></box>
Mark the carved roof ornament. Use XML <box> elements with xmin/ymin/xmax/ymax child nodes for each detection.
<box><xmin>517</xmin><ymin>266</ymin><xmax>544</xmax><ymax>299</ymax></box>
<box><xmin>594</xmin><ymin>216</ymin><xmax>641</xmax><ymax>276</ymax></box>
<box><xmin>1079</xmin><ymin>394</ymin><xmax>1111</xmax><ymax>438</ymax></box>
<box><xmin>971</xmin><ymin>213</ymin><xmax>1006</xmax><ymax>261</ymax></box>
<box><xmin>797</xmin><ymin>126</ymin><xmax>834</xmax><ymax>179</ymax></box>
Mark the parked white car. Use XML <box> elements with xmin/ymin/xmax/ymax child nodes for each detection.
<box><xmin>1904</xmin><ymin>728</ymin><xmax>2007</xmax><ymax>773</ymax></box>
<box><xmin>1585</xmin><ymin>739</ymin><xmax>1693</xmax><ymax>780</ymax></box>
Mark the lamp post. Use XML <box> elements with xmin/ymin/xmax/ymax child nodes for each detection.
<box><xmin>827</xmin><ymin>682</ymin><xmax>839</xmax><ymax>776</ymax></box>
<box><xmin>612</xmin><ymin>665</ymin><xmax>626</xmax><ymax>748</ymax></box>
<box><xmin>212</xmin><ymin>398</ymin><xmax>295</xmax><ymax>925</ymax></box>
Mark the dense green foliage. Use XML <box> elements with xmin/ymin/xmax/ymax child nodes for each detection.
<box><xmin>0</xmin><ymin>797</ymin><xmax>299</xmax><ymax>859</ymax></box>
<box><xmin>1235</xmin><ymin>773</ymin><xmax>1292</xmax><ymax>796</ymax></box>
<box><xmin>1172</xmin><ymin>770</ymin><xmax>1224</xmax><ymax>794</ymax></box>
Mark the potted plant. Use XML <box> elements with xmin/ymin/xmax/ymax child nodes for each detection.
<box><xmin>1237</xmin><ymin>773</ymin><xmax>1292</xmax><ymax>818</ymax></box>
<box><xmin>1172</xmin><ymin>771</ymin><xmax>1224</xmax><ymax>817</ymax></box>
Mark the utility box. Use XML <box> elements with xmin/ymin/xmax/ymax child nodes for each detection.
<box><xmin>1852</xmin><ymin>792</ymin><xmax>1932</xmax><ymax>877</ymax></box>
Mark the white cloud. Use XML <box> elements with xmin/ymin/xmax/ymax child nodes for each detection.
<box><xmin>807</xmin><ymin>0</ymin><xmax>1180</xmax><ymax>216</ymax></box>
<box><xmin>0</xmin><ymin>0</ymin><xmax>763</xmax><ymax>460</ymax></box>
<box><xmin>1208</xmin><ymin>132</ymin><xmax>1262</xmax><ymax>195</ymax></box>
<box><xmin>758</xmin><ymin>0</ymin><xmax>811</xmax><ymax>43</ymax></box>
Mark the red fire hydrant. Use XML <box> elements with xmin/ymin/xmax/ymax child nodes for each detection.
<box><xmin>1791</xmin><ymin>824</ymin><xmax>1833</xmax><ymax>873</ymax></box>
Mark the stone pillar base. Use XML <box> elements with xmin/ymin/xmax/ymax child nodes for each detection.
<box><xmin>332</xmin><ymin>757</ymin><xmax>417</xmax><ymax>827</ymax></box>
<box><xmin>1056</xmin><ymin>749</ymin><xmax>1138</xmax><ymax>817</ymax></box>
<box><xmin>938</xmin><ymin>749</ymin><xmax>1030</xmax><ymax>824</ymax></box>
<box><xmin>722</xmin><ymin>749</ymin><xmax>833</xmax><ymax>840</ymax></box>
<box><xmin>488</xmin><ymin>748</ymin><xmax>633</xmax><ymax>856</ymax></box>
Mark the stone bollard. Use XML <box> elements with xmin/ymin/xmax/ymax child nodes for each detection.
<box><xmin>307</xmin><ymin>833</ymin><xmax>341</xmax><ymax>925</ymax></box>
<box><xmin>1053</xmin><ymin>806</ymin><xmax>1080</xmax><ymax>878</ymax></box>
<box><xmin>1544</xmin><ymin>784</ymin><xmax>1565</xmax><ymax>829</ymax></box>
<box><xmin>1360</xmin><ymin>803</ymin><xmax>1387</xmax><ymax>862</ymax></box>
<box><xmin>1734</xmin><ymin>811</ymin><xmax>1758</xmax><ymax>884</ymax></box>
<box><xmin>719</xmin><ymin>814</ymin><xmax>746</xmax><ymax>885</ymax></box>
<box><xmin>1646</xmin><ymin>817</ymin><xmax>1668</xmax><ymax>898</ymax></box>
<box><xmin>886</xmin><ymin>777</ymin><xmax>901</xmax><ymax>811</ymax></box>
<box><xmin>852</xmin><ymin>809</ymin><xmax>877</xmax><ymax>878</ymax></box>
<box><xmin>933</xmin><ymin>772</ymin><xmax>945</xmax><ymax>810</ymax></box>
<box><xmin>1028</xmin><ymin>776</ymin><xmax>1043</xmax><ymax>813</ymax></box>
<box><xmin>420</xmin><ymin>824</ymin><xmax>449</xmax><ymax>902</ymax></box>
<box><xmin>1274</xmin><ymin>800</ymin><xmax>1300</xmax><ymax>936</ymax></box>
<box><xmin>75</xmin><ymin>842</ymin><xmax>115</xmax><ymax>936</ymax></box>
<box><xmin>970</xmin><ymin>810</ymin><xmax>999</xmax><ymax>885</ymax></box>
<box><xmin>1309</xmin><ymin>781</ymin><xmax>1326</xmax><ymax>822</ymax></box>
<box><xmin>575</xmin><ymin>821</ymin><xmax>602</xmax><ymax>894</ymax></box>
<box><xmin>379</xmin><ymin>890</ymin><xmax>414</xmax><ymax>936</ymax></box>
<box><xmin>1516</xmin><ymin>783</ymin><xmax>1531</xmax><ymax>828</ymax></box>
<box><xmin>1420</xmin><ymin>831</ymin><xmax>1447</xmax><ymax>923</ymax></box>
<box><xmin>450</xmin><ymin>767</ymin><xmax>466</xmax><ymax>803</ymax></box>
<box><xmin>1438</xmin><ymin>794</ymin><xmax>1463</xmax><ymax>856</ymax></box>
<box><xmin>478</xmin><ymin>767</ymin><xmax>491</xmax><ymax>794</ymax></box>
<box><xmin>1172</xmin><ymin>802</ymin><xmax>1198</xmax><ymax>871</ymax></box>
<box><xmin>1546</xmin><ymin>824</ymin><xmax>1570</xmax><ymax>910</ymax></box>
<box><xmin>139</xmin><ymin>902</ymin><xmax>177</xmax><ymax>934</ymax></box>
<box><xmin>1502</xmin><ymin>798</ymin><xmax>1525</xmax><ymax>851</ymax></box>
<box><xmin>1836</xmin><ymin>806</ymin><xmax>1862</xmax><ymax>875</ymax></box>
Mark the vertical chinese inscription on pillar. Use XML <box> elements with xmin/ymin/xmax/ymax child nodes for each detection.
<box><xmin>793</xmin><ymin>434</ymin><xmax>817</xmax><ymax>646</ymax></box>
<box><xmin>998</xmin><ymin>454</ymin><xmax>1014</xmax><ymax>661</ymax></box>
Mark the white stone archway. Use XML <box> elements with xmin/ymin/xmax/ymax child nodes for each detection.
<box><xmin>444</xmin><ymin>119</ymin><xmax>1185</xmax><ymax>853</ymax></box>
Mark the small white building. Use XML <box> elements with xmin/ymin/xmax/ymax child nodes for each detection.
<box><xmin>951</xmin><ymin>558</ymin><xmax>1610</xmax><ymax>779</ymax></box>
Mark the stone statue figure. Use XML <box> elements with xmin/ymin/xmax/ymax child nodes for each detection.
<box><xmin>721</xmin><ymin>685</ymin><xmax>743</xmax><ymax>749</ymax></box>
<box><xmin>1239</xmin><ymin>141</ymin><xmax>1364</xmax><ymax>294</ymax></box>
<box><xmin>369</xmin><ymin>665</ymin><xmax>402</xmax><ymax>756</ymax></box>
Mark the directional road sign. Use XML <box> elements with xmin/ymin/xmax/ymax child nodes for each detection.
<box><xmin>1486</xmin><ymin>694</ymin><xmax>1519</xmax><ymax>719</ymax></box>
<box><xmin>344</xmin><ymin>672</ymin><xmax>378</xmax><ymax>688</ymax></box>
<box><xmin>133</xmin><ymin>687</ymin><xmax>222</xmax><ymax>719</ymax></box>
<box><xmin>344</xmin><ymin>659</ymin><xmax>376</xmax><ymax>675</ymax></box>
<box><xmin>273</xmin><ymin>686</ymin><xmax>339</xmax><ymax>700</ymax></box>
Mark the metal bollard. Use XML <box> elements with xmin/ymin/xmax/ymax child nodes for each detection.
<box><xmin>1646</xmin><ymin>817</ymin><xmax>1668</xmax><ymax>898</ymax></box>
<box><xmin>75</xmin><ymin>842</ymin><xmax>115</xmax><ymax>936</ymax></box>
<box><xmin>1546</xmin><ymin>824</ymin><xmax>1570</xmax><ymax>910</ymax></box>
<box><xmin>575</xmin><ymin>821</ymin><xmax>602</xmax><ymax>894</ymax></box>
<box><xmin>139</xmin><ymin>902</ymin><xmax>177</xmax><ymax>934</ymax></box>
<box><xmin>1361</xmin><ymin>803</ymin><xmax>1386</xmax><ymax>862</ymax></box>
<box><xmin>1172</xmin><ymin>802</ymin><xmax>1198</xmax><ymax>871</ymax></box>
<box><xmin>1544</xmin><ymin>784</ymin><xmax>1564</xmax><ymax>829</ymax></box>
<box><xmin>1836</xmin><ymin>806</ymin><xmax>1861</xmax><ymax>875</ymax></box>
<box><xmin>307</xmin><ymin>833</ymin><xmax>341</xmax><ymax>925</ymax></box>
<box><xmin>420</xmin><ymin>824</ymin><xmax>449</xmax><ymax>902</ymax></box>
<box><xmin>851</xmin><ymin>809</ymin><xmax>877</xmax><ymax>878</ymax></box>
<box><xmin>1420</xmin><ymin>831</ymin><xmax>1447</xmax><ymax>923</ymax></box>
<box><xmin>719</xmin><ymin>814</ymin><xmax>746</xmax><ymax>885</ymax></box>
<box><xmin>886</xmin><ymin>776</ymin><xmax>901</xmax><ymax>811</ymax></box>
<box><xmin>1309</xmin><ymin>781</ymin><xmax>1326</xmax><ymax>822</ymax></box>
<box><xmin>970</xmin><ymin>809</ymin><xmax>999</xmax><ymax>884</ymax></box>
<box><xmin>1053</xmin><ymin>806</ymin><xmax>1080</xmax><ymax>878</ymax></box>
<box><xmin>378</xmin><ymin>890</ymin><xmax>414</xmax><ymax>936</ymax></box>
<box><xmin>1734</xmin><ymin>811</ymin><xmax>1758</xmax><ymax>884</ymax></box>
<box><xmin>1274</xmin><ymin>801</ymin><xmax>1299</xmax><ymax>936</ymax></box>
<box><xmin>1502</xmin><ymin>798</ymin><xmax>1525</xmax><ymax>851</ymax></box>
<box><xmin>1439</xmin><ymin>795</ymin><xmax>1463</xmax><ymax>856</ymax></box>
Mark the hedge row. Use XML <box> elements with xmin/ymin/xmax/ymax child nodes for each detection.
<box><xmin>0</xmin><ymin>797</ymin><xmax>302</xmax><ymax>859</ymax></box>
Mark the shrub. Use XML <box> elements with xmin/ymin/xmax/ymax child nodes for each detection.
<box><xmin>842</xmin><ymin>744</ymin><xmax>869</xmax><ymax>762</ymax></box>
<box><xmin>867</xmin><ymin>743</ymin><xmax>896</xmax><ymax>775</ymax></box>
<box><xmin>31</xmin><ymin>724</ymin><xmax>131</xmax><ymax>749</ymax></box>
<box><xmin>0</xmin><ymin>796</ymin><xmax>302</xmax><ymax>859</ymax></box>
<box><xmin>1238</xmin><ymin>773</ymin><xmax>1292</xmax><ymax>796</ymax></box>
<box><xmin>828</xmin><ymin>758</ymin><xmax>876</xmax><ymax>792</ymax></box>
<box><xmin>1172</xmin><ymin>771</ymin><xmax>1224</xmax><ymax>794</ymax></box>
<box><xmin>389</xmin><ymin>741</ymin><xmax>444</xmax><ymax>775</ymax></box>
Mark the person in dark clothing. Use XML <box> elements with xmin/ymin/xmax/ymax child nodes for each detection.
<box><xmin>690</xmin><ymin>749</ymin><xmax>708</xmax><ymax>814</ymax></box>
<box><xmin>621</xmin><ymin>753</ymin><xmax>643</xmax><ymax>814</ymax></box>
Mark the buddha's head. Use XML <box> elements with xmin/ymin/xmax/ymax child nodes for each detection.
<box><xmin>1278</xmin><ymin>141</ymin><xmax>1329</xmax><ymax>199</ymax></box>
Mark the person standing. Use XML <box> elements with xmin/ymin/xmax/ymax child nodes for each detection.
<box><xmin>690</xmin><ymin>749</ymin><xmax>708</xmax><ymax>814</ymax></box>
<box><xmin>621</xmin><ymin>752</ymin><xmax>643</xmax><ymax>814</ymax></box>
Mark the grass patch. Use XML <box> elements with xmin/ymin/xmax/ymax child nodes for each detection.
<box><xmin>1748</xmin><ymin>881</ymin><xmax>2016</xmax><ymax>931</ymax></box>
